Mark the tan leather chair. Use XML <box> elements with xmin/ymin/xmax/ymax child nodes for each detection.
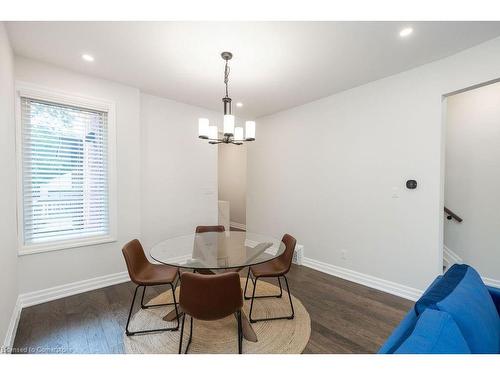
<box><xmin>122</xmin><ymin>239</ymin><xmax>180</xmax><ymax>336</ymax></box>
<box><xmin>178</xmin><ymin>272</ymin><xmax>244</xmax><ymax>354</ymax></box>
<box><xmin>195</xmin><ymin>225</ymin><xmax>225</xmax><ymax>233</ymax></box>
<box><xmin>243</xmin><ymin>234</ymin><xmax>297</xmax><ymax>323</ymax></box>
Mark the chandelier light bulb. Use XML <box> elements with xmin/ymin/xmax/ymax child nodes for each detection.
<box><xmin>245</xmin><ymin>121</ymin><xmax>256</xmax><ymax>140</ymax></box>
<box><xmin>223</xmin><ymin>114</ymin><xmax>235</xmax><ymax>136</ymax></box>
<box><xmin>198</xmin><ymin>118</ymin><xmax>209</xmax><ymax>139</ymax></box>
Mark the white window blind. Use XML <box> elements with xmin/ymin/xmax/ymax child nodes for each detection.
<box><xmin>20</xmin><ymin>97</ymin><xmax>110</xmax><ymax>246</ymax></box>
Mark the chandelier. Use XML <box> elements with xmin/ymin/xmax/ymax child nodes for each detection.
<box><xmin>198</xmin><ymin>52</ymin><xmax>256</xmax><ymax>145</ymax></box>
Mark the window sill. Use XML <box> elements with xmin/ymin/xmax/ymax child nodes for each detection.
<box><xmin>18</xmin><ymin>235</ymin><xmax>117</xmax><ymax>256</ymax></box>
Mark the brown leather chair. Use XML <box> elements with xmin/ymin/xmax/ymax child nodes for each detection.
<box><xmin>178</xmin><ymin>272</ymin><xmax>244</xmax><ymax>354</ymax></box>
<box><xmin>122</xmin><ymin>239</ymin><xmax>180</xmax><ymax>336</ymax></box>
<box><xmin>243</xmin><ymin>234</ymin><xmax>297</xmax><ymax>323</ymax></box>
<box><xmin>195</xmin><ymin>225</ymin><xmax>225</xmax><ymax>233</ymax></box>
<box><xmin>192</xmin><ymin>225</ymin><xmax>225</xmax><ymax>275</ymax></box>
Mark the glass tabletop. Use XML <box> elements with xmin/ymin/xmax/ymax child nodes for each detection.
<box><xmin>150</xmin><ymin>231</ymin><xmax>285</xmax><ymax>270</ymax></box>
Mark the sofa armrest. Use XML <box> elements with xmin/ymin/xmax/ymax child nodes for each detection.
<box><xmin>378</xmin><ymin>309</ymin><xmax>418</xmax><ymax>353</ymax></box>
<box><xmin>486</xmin><ymin>285</ymin><xmax>500</xmax><ymax>314</ymax></box>
<box><xmin>378</xmin><ymin>275</ymin><xmax>442</xmax><ymax>354</ymax></box>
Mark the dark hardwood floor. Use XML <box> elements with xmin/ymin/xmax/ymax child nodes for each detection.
<box><xmin>12</xmin><ymin>264</ymin><xmax>412</xmax><ymax>354</ymax></box>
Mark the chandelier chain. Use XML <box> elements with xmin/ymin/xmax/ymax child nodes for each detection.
<box><xmin>224</xmin><ymin>60</ymin><xmax>230</xmax><ymax>97</ymax></box>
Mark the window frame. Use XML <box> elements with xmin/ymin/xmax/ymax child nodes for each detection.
<box><xmin>15</xmin><ymin>82</ymin><xmax>117</xmax><ymax>256</ymax></box>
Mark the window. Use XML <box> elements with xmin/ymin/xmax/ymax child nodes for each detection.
<box><xmin>17</xmin><ymin>86</ymin><xmax>116</xmax><ymax>254</ymax></box>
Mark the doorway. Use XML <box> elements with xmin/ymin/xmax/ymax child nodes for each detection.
<box><xmin>217</xmin><ymin>142</ymin><xmax>247</xmax><ymax>231</ymax></box>
<box><xmin>443</xmin><ymin>80</ymin><xmax>500</xmax><ymax>284</ymax></box>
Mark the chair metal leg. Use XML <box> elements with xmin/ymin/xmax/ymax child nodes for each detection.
<box><xmin>243</xmin><ymin>268</ymin><xmax>251</xmax><ymax>299</ymax></box>
<box><xmin>140</xmin><ymin>284</ymin><xmax>179</xmax><ymax>309</ymax></box>
<box><xmin>125</xmin><ymin>285</ymin><xmax>140</xmax><ymax>336</ymax></box>
<box><xmin>174</xmin><ymin>270</ymin><xmax>181</xmax><ymax>290</ymax></box>
<box><xmin>184</xmin><ymin>316</ymin><xmax>193</xmax><ymax>354</ymax></box>
<box><xmin>244</xmin><ymin>270</ymin><xmax>283</xmax><ymax>300</ymax></box>
<box><xmin>178</xmin><ymin>313</ymin><xmax>186</xmax><ymax>354</ymax></box>
<box><xmin>283</xmin><ymin>275</ymin><xmax>295</xmax><ymax>319</ymax></box>
<box><xmin>170</xmin><ymin>282</ymin><xmax>180</xmax><ymax>330</ymax></box>
<box><xmin>248</xmin><ymin>277</ymin><xmax>257</xmax><ymax>322</ymax></box>
<box><xmin>180</xmin><ymin>313</ymin><xmax>242</xmax><ymax>354</ymax></box>
<box><xmin>277</xmin><ymin>277</ymin><xmax>283</xmax><ymax>297</ymax></box>
<box><xmin>125</xmin><ymin>283</ymin><xmax>180</xmax><ymax>336</ymax></box>
<box><xmin>237</xmin><ymin>310</ymin><xmax>243</xmax><ymax>354</ymax></box>
<box><xmin>248</xmin><ymin>275</ymin><xmax>295</xmax><ymax>323</ymax></box>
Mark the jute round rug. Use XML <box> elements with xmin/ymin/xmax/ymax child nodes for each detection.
<box><xmin>124</xmin><ymin>278</ymin><xmax>310</xmax><ymax>354</ymax></box>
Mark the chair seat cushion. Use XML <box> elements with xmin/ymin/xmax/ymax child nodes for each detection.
<box><xmin>415</xmin><ymin>264</ymin><xmax>500</xmax><ymax>353</ymax></box>
<box><xmin>133</xmin><ymin>264</ymin><xmax>178</xmax><ymax>285</ymax></box>
<box><xmin>395</xmin><ymin>309</ymin><xmax>471</xmax><ymax>354</ymax></box>
<box><xmin>250</xmin><ymin>259</ymin><xmax>287</xmax><ymax>278</ymax></box>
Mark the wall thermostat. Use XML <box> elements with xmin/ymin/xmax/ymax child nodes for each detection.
<box><xmin>406</xmin><ymin>180</ymin><xmax>417</xmax><ymax>189</ymax></box>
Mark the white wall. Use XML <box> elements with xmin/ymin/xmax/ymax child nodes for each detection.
<box><xmin>218</xmin><ymin>143</ymin><xmax>247</xmax><ymax>226</ymax></box>
<box><xmin>11</xmin><ymin>59</ymin><xmax>220</xmax><ymax>294</ymax></box>
<box><xmin>0</xmin><ymin>22</ymin><xmax>19</xmax><ymax>347</ymax></box>
<box><xmin>6</xmin><ymin>32</ymin><xmax>500</xmax><ymax>309</ymax></box>
<box><xmin>445</xmin><ymin>81</ymin><xmax>500</xmax><ymax>281</ymax></box>
<box><xmin>140</xmin><ymin>94</ymin><xmax>218</xmax><ymax>250</ymax></box>
<box><xmin>14</xmin><ymin>57</ymin><xmax>142</xmax><ymax>293</ymax></box>
<box><xmin>247</xmin><ymin>36</ymin><xmax>500</xmax><ymax>292</ymax></box>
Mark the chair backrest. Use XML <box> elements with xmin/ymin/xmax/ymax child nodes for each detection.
<box><xmin>179</xmin><ymin>272</ymin><xmax>243</xmax><ymax>321</ymax></box>
<box><xmin>276</xmin><ymin>234</ymin><xmax>297</xmax><ymax>273</ymax></box>
<box><xmin>122</xmin><ymin>239</ymin><xmax>149</xmax><ymax>284</ymax></box>
<box><xmin>195</xmin><ymin>225</ymin><xmax>225</xmax><ymax>233</ymax></box>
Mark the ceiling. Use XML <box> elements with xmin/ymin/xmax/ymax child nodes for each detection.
<box><xmin>6</xmin><ymin>21</ymin><xmax>500</xmax><ymax>118</ymax></box>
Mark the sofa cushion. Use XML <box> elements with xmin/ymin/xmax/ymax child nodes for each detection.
<box><xmin>395</xmin><ymin>309</ymin><xmax>471</xmax><ymax>354</ymax></box>
<box><xmin>379</xmin><ymin>276</ymin><xmax>444</xmax><ymax>354</ymax></box>
<box><xmin>415</xmin><ymin>264</ymin><xmax>500</xmax><ymax>353</ymax></box>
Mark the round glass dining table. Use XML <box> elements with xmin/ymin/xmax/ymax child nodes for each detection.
<box><xmin>150</xmin><ymin>231</ymin><xmax>285</xmax><ymax>343</ymax></box>
<box><xmin>150</xmin><ymin>231</ymin><xmax>286</xmax><ymax>271</ymax></box>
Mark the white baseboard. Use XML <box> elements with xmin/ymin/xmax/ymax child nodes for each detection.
<box><xmin>2</xmin><ymin>296</ymin><xmax>22</xmax><ymax>354</ymax></box>
<box><xmin>230</xmin><ymin>222</ymin><xmax>246</xmax><ymax>231</ymax></box>
<box><xmin>443</xmin><ymin>245</ymin><xmax>463</xmax><ymax>267</ymax></box>
<box><xmin>18</xmin><ymin>271</ymin><xmax>130</xmax><ymax>308</ymax></box>
<box><xmin>2</xmin><ymin>271</ymin><xmax>130</xmax><ymax>353</ymax></box>
<box><xmin>302</xmin><ymin>257</ymin><xmax>423</xmax><ymax>301</ymax></box>
<box><xmin>441</xmin><ymin>247</ymin><xmax>500</xmax><ymax>288</ymax></box>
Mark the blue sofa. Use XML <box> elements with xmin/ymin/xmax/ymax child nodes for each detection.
<box><xmin>379</xmin><ymin>264</ymin><xmax>500</xmax><ymax>354</ymax></box>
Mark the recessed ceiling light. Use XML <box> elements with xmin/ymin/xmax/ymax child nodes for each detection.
<box><xmin>399</xmin><ymin>27</ymin><xmax>413</xmax><ymax>38</ymax></box>
<box><xmin>236</xmin><ymin>102</ymin><xmax>243</xmax><ymax>107</ymax></box>
<box><xmin>81</xmin><ymin>54</ymin><xmax>95</xmax><ymax>62</ymax></box>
